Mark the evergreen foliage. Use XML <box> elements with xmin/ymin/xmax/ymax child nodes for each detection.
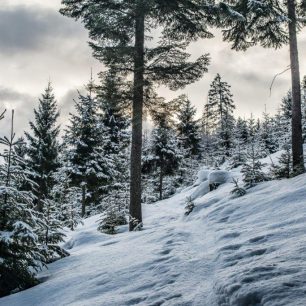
<box><xmin>231</xmin><ymin>178</ymin><xmax>246</xmax><ymax>197</ymax></box>
<box><xmin>25</xmin><ymin>83</ymin><xmax>60</xmax><ymax>213</ymax></box>
<box><xmin>0</xmin><ymin>111</ymin><xmax>45</xmax><ymax>297</ymax></box>
<box><xmin>175</xmin><ymin>94</ymin><xmax>201</xmax><ymax>157</ymax></box>
<box><xmin>271</xmin><ymin>143</ymin><xmax>293</xmax><ymax>179</ymax></box>
<box><xmin>143</xmin><ymin>101</ymin><xmax>182</xmax><ymax>201</ymax></box>
<box><xmin>242</xmin><ymin>141</ymin><xmax>269</xmax><ymax>189</ymax></box>
<box><xmin>220</xmin><ymin>0</ymin><xmax>305</xmax><ymax>175</ymax></box>
<box><xmin>207</xmin><ymin>74</ymin><xmax>236</xmax><ymax>161</ymax></box>
<box><xmin>64</xmin><ymin>82</ymin><xmax>114</xmax><ymax>217</ymax></box>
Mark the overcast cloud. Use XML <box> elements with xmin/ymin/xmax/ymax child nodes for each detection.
<box><xmin>1</xmin><ymin>0</ymin><xmax>306</xmax><ymax>137</ymax></box>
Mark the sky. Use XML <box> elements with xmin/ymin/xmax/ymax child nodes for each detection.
<box><xmin>1</xmin><ymin>0</ymin><xmax>306</xmax><ymax>136</ymax></box>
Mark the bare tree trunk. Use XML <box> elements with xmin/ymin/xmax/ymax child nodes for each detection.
<box><xmin>287</xmin><ymin>0</ymin><xmax>305</xmax><ymax>175</ymax></box>
<box><xmin>81</xmin><ymin>184</ymin><xmax>86</xmax><ymax>218</ymax></box>
<box><xmin>129</xmin><ymin>4</ymin><xmax>145</xmax><ymax>231</ymax></box>
<box><xmin>159</xmin><ymin>157</ymin><xmax>164</xmax><ymax>201</ymax></box>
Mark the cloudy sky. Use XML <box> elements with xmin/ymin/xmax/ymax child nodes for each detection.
<box><xmin>1</xmin><ymin>0</ymin><xmax>306</xmax><ymax>136</ymax></box>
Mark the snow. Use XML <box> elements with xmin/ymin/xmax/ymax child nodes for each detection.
<box><xmin>194</xmin><ymin>169</ymin><xmax>210</xmax><ymax>186</ymax></box>
<box><xmin>1</xmin><ymin>160</ymin><xmax>306</xmax><ymax>305</ymax></box>
<box><xmin>208</xmin><ymin>170</ymin><xmax>230</xmax><ymax>185</ymax></box>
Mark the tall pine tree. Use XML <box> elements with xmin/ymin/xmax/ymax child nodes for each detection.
<box><xmin>207</xmin><ymin>74</ymin><xmax>236</xmax><ymax>161</ymax></box>
<box><xmin>60</xmin><ymin>0</ymin><xmax>215</xmax><ymax>230</ymax></box>
<box><xmin>220</xmin><ymin>0</ymin><xmax>306</xmax><ymax>175</ymax></box>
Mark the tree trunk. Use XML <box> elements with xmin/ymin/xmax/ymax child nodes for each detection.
<box><xmin>129</xmin><ymin>4</ymin><xmax>145</xmax><ymax>231</ymax></box>
<box><xmin>287</xmin><ymin>0</ymin><xmax>305</xmax><ymax>175</ymax></box>
<box><xmin>81</xmin><ymin>184</ymin><xmax>86</xmax><ymax>218</ymax></box>
<box><xmin>159</xmin><ymin>157</ymin><xmax>164</xmax><ymax>201</ymax></box>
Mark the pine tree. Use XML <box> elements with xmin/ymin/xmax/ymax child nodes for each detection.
<box><xmin>175</xmin><ymin>94</ymin><xmax>201</xmax><ymax>157</ymax></box>
<box><xmin>64</xmin><ymin>83</ymin><xmax>114</xmax><ymax>217</ymax></box>
<box><xmin>60</xmin><ymin>0</ymin><xmax>214</xmax><ymax>230</ymax></box>
<box><xmin>242</xmin><ymin>140</ymin><xmax>269</xmax><ymax>189</ymax></box>
<box><xmin>25</xmin><ymin>83</ymin><xmax>60</xmax><ymax>213</ymax></box>
<box><xmin>231</xmin><ymin>178</ymin><xmax>246</xmax><ymax>197</ymax></box>
<box><xmin>52</xmin><ymin>166</ymin><xmax>83</xmax><ymax>231</ymax></box>
<box><xmin>96</xmin><ymin>69</ymin><xmax>130</xmax><ymax>219</ymax></box>
<box><xmin>37</xmin><ymin>198</ymin><xmax>68</xmax><ymax>263</ymax></box>
<box><xmin>207</xmin><ymin>74</ymin><xmax>236</xmax><ymax>160</ymax></box>
<box><xmin>97</xmin><ymin>69</ymin><xmax>130</xmax><ymax>155</ymax></box>
<box><xmin>143</xmin><ymin>101</ymin><xmax>182</xmax><ymax>201</ymax></box>
<box><xmin>260</xmin><ymin>111</ymin><xmax>278</xmax><ymax>155</ymax></box>
<box><xmin>200</xmin><ymin>103</ymin><xmax>215</xmax><ymax>167</ymax></box>
<box><xmin>0</xmin><ymin>111</ymin><xmax>45</xmax><ymax>297</ymax></box>
<box><xmin>271</xmin><ymin>142</ymin><xmax>293</xmax><ymax>179</ymax></box>
<box><xmin>229</xmin><ymin>118</ymin><xmax>248</xmax><ymax>169</ymax></box>
<box><xmin>220</xmin><ymin>0</ymin><xmax>305</xmax><ymax>175</ymax></box>
<box><xmin>98</xmin><ymin>196</ymin><xmax>127</xmax><ymax>235</ymax></box>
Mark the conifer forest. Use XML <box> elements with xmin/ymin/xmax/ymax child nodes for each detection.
<box><xmin>2</xmin><ymin>1</ymin><xmax>306</xmax><ymax>305</ymax></box>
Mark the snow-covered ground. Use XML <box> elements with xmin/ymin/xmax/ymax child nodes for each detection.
<box><xmin>1</xmin><ymin>158</ymin><xmax>306</xmax><ymax>305</ymax></box>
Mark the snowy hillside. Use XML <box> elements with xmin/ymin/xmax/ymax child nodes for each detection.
<box><xmin>1</xmin><ymin>163</ymin><xmax>306</xmax><ymax>306</ymax></box>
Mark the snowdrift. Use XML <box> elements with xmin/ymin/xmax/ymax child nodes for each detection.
<box><xmin>1</xmin><ymin>163</ymin><xmax>306</xmax><ymax>306</ymax></box>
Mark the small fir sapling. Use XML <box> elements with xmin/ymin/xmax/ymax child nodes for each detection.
<box><xmin>98</xmin><ymin>195</ymin><xmax>127</xmax><ymax>235</ymax></box>
<box><xmin>241</xmin><ymin>141</ymin><xmax>269</xmax><ymax>188</ymax></box>
<box><xmin>98</xmin><ymin>208</ymin><xmax>119</xmax><ymax>235</ymax></box>
<box><xmin>270</xmin><ymin>143</ymin><xmax>293</xmax><ymax>179</ymax></box>
<box><xmin>231</xmin><ymin>178</ymin><xmax>246</xmax><ymax>197</ymax></box>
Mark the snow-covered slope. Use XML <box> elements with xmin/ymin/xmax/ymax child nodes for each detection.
<box><xmin>1</xmin><ymin>166</ymin><xmax>306</xmax><ymax>305</ymax></box>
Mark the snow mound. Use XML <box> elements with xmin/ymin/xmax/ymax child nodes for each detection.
<box><xmin>194</xmin><ymin>169</ymin><xmax>210</xmax><ymax>186</ymax></box>
<box><xmin>208</xmin><ymin>170</ymin><xmax>230</xmax><ymax>185</ymax></box>
<box><xmin>190</xmin><ymin>181</ymin><xmax>210</xmax><ymax>200</ymax></box>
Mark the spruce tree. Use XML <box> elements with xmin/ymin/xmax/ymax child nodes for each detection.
<box><xmin>96</xmin><ymin>69</ymin><xmax>130</xmax><ymax>155</ymax></box>
<box><xmin>52</xmin><ymin>166</ymin><xmax>83</xmax><ymax>231</ymax></box>
<box><xmin>60</xmin><ymin>0</ymin><xmax>214</xmax><ymax>230</ymax></box>
<box><xmin>231</xmin><ymin>178</ymin><xmax>246</xmax><ymax>197</ymax></box>
<box><xmin>220</xmin><ymin>0</ymin><xmax>305</xmax><ymax>175</ymax></box>
<box><xmin>64</xmin><ymin>82</ymin><xmax>114</xmax><ymax>217</ymax></box>
<box><xmin>271</xmin><ymin>142</ymin><xmax>293</xmax><ymax>179</ymax></box>
<box><xmin>96</xmin><ymin>70</ymin><xmax>130</xmax><ymax>227</ymax></box>
<box><xmin>260</xmin><ymin>111</ymin><xmax>278</xmax><ymax>155</ymax></box>
<box><xmin>176</xmin><ymin>94</ymin><xmax>201</xmax><ymax>157</ymax></box>
<box><xmin>25</xmin><ymin>83</ymin><xmax>60</xmax><ymax>213</ymax></box>
<box><xmin>37</xmin><ymin>198</ymin><xmax>67</xmax><ymax>263</ymax></box>
<box><xmin>207</xmin><ymin>74</ymin><xmax>236</xmax><ymax>160</ymax></box>
<box><xmin>200</xmin><ymin>102</ymin><xmax>217</xmax><ymax>167</ymax></box>
<box><xmin>143</xmin><ymin>101</ymin><xmax>181</xmax><ymax>201</ymax></box>
<box><xmin>242</xmin><ymin>140</ymin><xmax>269</xmax><ymax>189</ymax></box>
<box><xmin>229</xmin><ymin>118</ymin><xmax>247</xmax><ymax>169</ymax></box>
<box><xmin>0</xmin><ymin>111</ymin><xmax>44</xmax><ymax>297</ymax></box>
